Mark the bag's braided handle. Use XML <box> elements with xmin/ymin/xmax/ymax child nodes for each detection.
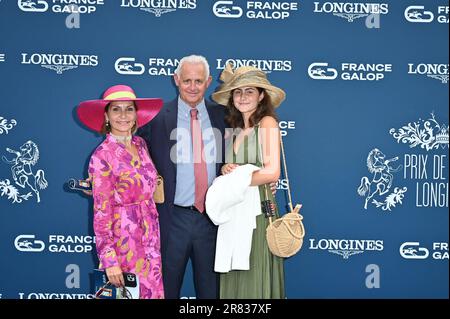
<box><xmin>281</xmin><ymin>216</ymin><xmax>305</xmax><ymax>239</ymax></box>
<box><xmin>258</xmin><ymin>125</ymin><xmax>298</xmax><ymax>221</ymax></box>
<box><xmin>256</xmin><ymin>124</ymin><xmax>275</xmax><ymax>221</ymax></box>
<box><xmin>280</xmin><ymin>134</ymin><xmax>294</xmax><ymax>212</ymax></box>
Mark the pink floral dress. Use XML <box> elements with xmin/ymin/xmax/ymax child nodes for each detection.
<box><xmin>89</xmin><ymin>134</ymin><xmax>164</xmax><ymax>299</ymax></box>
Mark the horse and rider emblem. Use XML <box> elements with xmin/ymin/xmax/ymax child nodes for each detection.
<box><xmin>357</xmin><ymin>148</ymin><xmax>407</xmax><ymax>211</ymax></box>
<box><xmin>1</xmin><ymin>140</ymin><xmax>48</xmax><ymax>203</ymax></box>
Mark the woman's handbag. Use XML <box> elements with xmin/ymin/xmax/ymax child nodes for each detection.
<box><xmin>153</xmin><ymin>174</ymin><xmax>164</xmax><ymax>204</ymax></box>
<box><xmin>68</xmin><ymin>174</ymin><xmax>165</xmax><ymax>204</ymax></box>
<box><xmin>266</xmin><ymin>203</ymin><xmax>305</xmax><ymax>258</ymax></box>
<box><xmin>94</xmin><ymin>269</ymin><xmax>139</xmax><ymax>299</ymax></box>
<box><xmin>261</xmin><ymin>133</ymin><xmax>305</xmax><ymax>258</ymax></box>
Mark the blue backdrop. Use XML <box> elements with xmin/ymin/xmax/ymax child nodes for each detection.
<box><xmin>0</xmin><ymin>0</ymin><xmax>448</xmax><ymax>299</ymax></box>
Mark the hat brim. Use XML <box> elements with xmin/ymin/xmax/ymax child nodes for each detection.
<box><xmin>77</xmin><ymin>98</ymin><xmax>163</xmax><ymax>133</ymax></box>
<box><xmin>212</xmin><ymin>82</ymin><xmax>285</xmax><ymax>108</ymax></box>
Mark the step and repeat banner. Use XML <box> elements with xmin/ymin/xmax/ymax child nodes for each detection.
<box><xmin>0</xmin><ymin>1</ymin><xmax>448</xmax><ymax>299</ymax></box>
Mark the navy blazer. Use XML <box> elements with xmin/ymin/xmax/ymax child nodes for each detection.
<box><xmin>138</xmin><ymin>98</ymin><xmax>227</xmax><ymax>248</ymax></box>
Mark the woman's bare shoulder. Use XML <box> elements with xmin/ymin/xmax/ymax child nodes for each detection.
<box><xmin>259</xmin><ymin>116</ymin><xmax>278</xmax><ymax>128</ymax></box>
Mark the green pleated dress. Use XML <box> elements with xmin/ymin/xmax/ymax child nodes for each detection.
<box><xmin>220</xmin><ymin>126</ymin><xmax>285</xmax><ymax>299</ymax></box>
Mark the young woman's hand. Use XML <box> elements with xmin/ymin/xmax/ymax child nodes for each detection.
<box><xmin>221</xmin><ymin>163</ymin><xmax>240</xmax><ymax>175</ymax></box>
<box><xmin>270</xmin><ymin>182</ymin><xmax>277</xmax><ymax>195</ymax></box>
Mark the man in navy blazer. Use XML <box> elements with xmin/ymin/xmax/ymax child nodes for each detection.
<box><xmin>138</xmin><ymin>55</ymin><xmax>226</xmax><ymax>299</ymax></box>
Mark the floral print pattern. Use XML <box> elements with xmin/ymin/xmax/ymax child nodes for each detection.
<box><xmin>89</xmin><ymin>134</ymin><xmax>164</xmax><ymax>299</ymax></box>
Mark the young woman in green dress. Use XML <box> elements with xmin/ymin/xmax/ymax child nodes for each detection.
<box><xmin>212</xmin><ymin>64</ymin><xmax>286</xmax><ymax>299</ymax></box>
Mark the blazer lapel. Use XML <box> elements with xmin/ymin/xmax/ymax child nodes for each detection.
<box><xmin>164</xmin><ymin>99</ymin><xmax>178</xmax><ymax>175</ymax></box>
<box><xmin>164</xmin><ymin>99</ymin><xmax>178</xmax><ymax>146</ymax></box>
<box><xmin>206</xmin><ymin>101</ymin><xmax>218</xmax><ymax>129</ymax></box>
<box><xmin>205</xmin><ymin>101</ymin><xmax>225</xmax><ymax>174</ymax></box>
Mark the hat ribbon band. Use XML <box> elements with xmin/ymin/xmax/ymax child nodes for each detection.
<box><xmin>225</xmin><ymin>70</ymin><xmax>269</xmax><ymax>87</ymax></box>
<box><xmin>104</xmin><ymin>91</ymin><xmax>136</xmax><ymax>100</ymax></box>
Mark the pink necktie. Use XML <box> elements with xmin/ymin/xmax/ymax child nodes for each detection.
<box><xmin>190</xmin><ymin>109</ymin><xmax>208</xmax><ymax>213</ymax></box>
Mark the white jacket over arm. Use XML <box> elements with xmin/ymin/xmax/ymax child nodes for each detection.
<box><xmin>205</xmin><ymin>164</ymin><xmax>261</xmax><ymax>273</ymax></box>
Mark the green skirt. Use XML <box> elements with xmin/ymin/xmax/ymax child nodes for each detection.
<box><xmin>219</xmin><ymin>213</ymin><xmax>285</xmax><ymax>299</ymax></box>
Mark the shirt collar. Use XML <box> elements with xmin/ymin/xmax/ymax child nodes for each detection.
<box><xmin>178</xmin><ymin>96</ymin><xmax>207</xmax><ymax>117</ymax></box>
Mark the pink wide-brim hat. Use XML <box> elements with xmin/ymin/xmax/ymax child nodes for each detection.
<box><xmin>77</xmin><ymin>84</ymin><xmax>163</xmax><ymax>132</ymax></box>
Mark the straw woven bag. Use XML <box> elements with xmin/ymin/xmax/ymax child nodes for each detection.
<box><xmin>262</xmin><ymin>133</ymin><xmax>305</xmax><ymax>258</ymax></box>
<box><xmin>266</xmin><ymin>203</ymin><xmax>305</xmax><ymax>258</ymax></box>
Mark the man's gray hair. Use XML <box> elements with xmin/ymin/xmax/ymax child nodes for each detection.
<box><xmin>175</xmin><ymin>55</ymin><xmax>210</xmax><ymax>80</ymax></box>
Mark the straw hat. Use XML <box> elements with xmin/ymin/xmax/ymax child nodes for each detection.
<box><xmin>77</xmin><ymin>85</ymin><xmax>163</xmax><ymax>132</ymax></box>
<box><xmin>212</xmin><ymin>63</ymin><xmax>286</xmax><ymax>108</ymax></box>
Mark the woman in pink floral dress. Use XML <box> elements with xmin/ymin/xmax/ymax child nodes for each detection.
<box><xmin>77</xmin><ymin>85</ymin><xmax>164</xmax><ymax>299</ymax></box>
